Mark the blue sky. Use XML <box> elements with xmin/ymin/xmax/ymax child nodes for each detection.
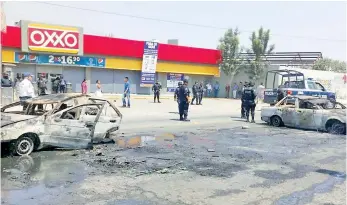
<box><xmin>4</xmin><ymin>1</ymin><xmax>346</xmax><ymax>60</ymax></box>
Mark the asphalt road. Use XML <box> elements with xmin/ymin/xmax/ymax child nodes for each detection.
<box><xmin>1</xmin><ymin>98</ymin><xmax>346</xmax><ymax>205</ymax></box>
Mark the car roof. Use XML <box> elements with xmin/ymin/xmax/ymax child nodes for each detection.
<box><xmin>26</xmin><ymin>94</ymin><xmax>91</xmax><ymax>104</ymax></box>
<box><xmin>287</xmin><ymin>95</ymin><xmax>337</xmax><ymax>104</ymax></box>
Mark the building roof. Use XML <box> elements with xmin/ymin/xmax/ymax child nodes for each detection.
<box><xmin>240</xmin><ymin>52</ymin><xmax>323</xmax><ymax>66</ymax></box>
<box><xmin>1</xmin><ymin>26</ymin><xmax>221</xmax><ymax>65</ymax></box>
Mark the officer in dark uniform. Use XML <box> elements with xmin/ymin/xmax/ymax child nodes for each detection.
<box><xmin>152</xmin><ymin>81</ymin><xmax>162</xmax><ymax>103</ymax></box>
<box><xmin>174</xmin><ymin>82</ymin><xmax>182</xmax><ymax>112</ymax></box>
<box><xmin>241</xmin><ymin>82</ymin><xmax>248</xmax><ymax>118</ymax></box>
<box><xmin>191</xmin><ymin>82</ymin><xmax>198</xmax><ymax>105</ymax></box>
<box><xmin>198</xmin><ymin>82</ymin><xmax>204</xmax><ymax>105</ymax></box>
<box><xmin>178</xmin><ymin>79</ymin><xmax>191</xmax><ymax>121</ymax></box>
<box><xmin>277</xmin><ymin>89</ymin><xmax>285</xmax><ymax>103</ymax></box>
<box><xmin>241</xmin><ymin>82</ymin><xmax>257</xmax><ymax>123</ymax></box>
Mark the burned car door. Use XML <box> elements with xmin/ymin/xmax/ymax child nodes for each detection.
<box><xmin>293</xmin><ymin>100</ymin><xmax>317</xmax><ymax>129</ymax></box>
<box><xmin>281</xmin><ymin>107</ymin><xmax>297</xmax><ymax>127</ymax></box>
<box><xmin>43</xmin><ymin>103</ymin><xmax>104</xmax><ymax>149</ymax></box>
<box><xmin>280</xmin><ymin>97</ymin><xmax>297</xmax><ymax>127</ymax></box>
<box><xmin>79</xmin><ymin>101</ymin><xmax>122</xmax><ymax>139</ymax></box>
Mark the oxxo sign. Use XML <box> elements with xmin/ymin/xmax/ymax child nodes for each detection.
<box><xmin>27</xmin><ymin>24</ymin><xmax>80</xmax><ymax>54</ymax></box>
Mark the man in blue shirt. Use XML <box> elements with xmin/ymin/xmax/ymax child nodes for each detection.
<box><xmin>213</xmin><ymin>81</ymin><xmax>220</xmax><ymax>98</ymax></box>
<box><xmin>122</xmin><ymin>77</ymin><xmax>131</xmax><ymax>108</ymax></box>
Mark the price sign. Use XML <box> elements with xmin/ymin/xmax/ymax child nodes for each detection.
<box><xmin>49</xmin><ymin>55</ymin><xmax>81</xmax><ymax>65</ymax></box>
<box><xmin>15</xmin><ymin>52</ymin><xmax>106</xmax><ymax>68</ymax></box>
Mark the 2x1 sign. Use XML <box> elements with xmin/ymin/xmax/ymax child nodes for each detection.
<box><xmin>27</xmin><ymin>23</ymin><xmax>80</xmax><ymax>54</ymax></box>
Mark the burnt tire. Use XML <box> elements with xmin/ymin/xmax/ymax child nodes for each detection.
<box><xmin>327</xmin><ymin>121</ymin><xmax>346</xmax><ymax>135</ymax></box>
<box><xmin>14</xmin><ymin>136</ymin><xmax>34</xmax><ymax>156</ymax></box>
<box><xmin>271</xmin><ymin>116</ymin><xmax>282</xmax><ymax>127</ymax></box>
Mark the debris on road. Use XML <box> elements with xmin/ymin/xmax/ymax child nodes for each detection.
<box><xmin>156</xmin><ymin>168</ymin><xmax>169</xmax><ymax>174</ymax></box>
<box><xmin>207</xmin><ymin>149</ymin><xmax>215</xmax><ymax>152</ymax></box>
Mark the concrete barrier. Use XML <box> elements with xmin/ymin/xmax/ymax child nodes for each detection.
<box><xmin>1</xmin><ymin>87</ymin><xmax>14</xmax><ymax>106</ymax></box>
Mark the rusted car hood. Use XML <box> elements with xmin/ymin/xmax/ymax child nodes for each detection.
<box><xmin>1</xmin><ymin>113</ymin><xmax>38</xmax><ymax>127</ymax></box>
<box><xmin>328</xmin><ymin>109</ymin><xmax>346</xmax><ymax>116</ymax></box>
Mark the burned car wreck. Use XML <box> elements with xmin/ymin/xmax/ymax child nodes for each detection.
<box><xmin>261</xmin><ymin>95</ymin><xmax>346</xmax><ymax>134</ymax></box>
<box><xmin>1</xmin><ymin>94</ymin><xmax>122</xmax><ymax>155</ymax></box>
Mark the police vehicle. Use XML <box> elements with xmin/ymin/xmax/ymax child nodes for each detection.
<box><xmin>263</xmin><ymin>69</ymin><xmax>336</xmax><ymax>105</ymax></box>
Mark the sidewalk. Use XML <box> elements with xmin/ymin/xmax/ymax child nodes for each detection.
<box><xmin>93</xmin><ymin>93</ymin><xmax>233</xmax><ymax>100</ymax></box>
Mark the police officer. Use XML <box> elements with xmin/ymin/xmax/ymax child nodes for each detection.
<box><xmin>277</xmin><ymin>89</ymin><xmax>285</xmax><ymax>103</ymax></box>
<box><xmin>191</xmin><ymin>82</ymin><xmax>198</xmax><ymax>105</ymax></box>
<box><xmin>152</xmin><ymin>81</ymin><xmax>162</xmax><ymax>103</ymax></box>
<box><xmin>198</xmin><ymin>82</ymin><xmax>204</xmax><ymax>105</ymax></box>
<box><xmin>241</xmin><ymin>82</ymin><xmax>257</xmax><ymax>123</ymax></box>
<box><xmin>178</xmin><ymin>79</ymin><xmax>191</xmax><ymax>121</ymax></box>
<box><xmin>174</xmin><ymin>82</ymin><xmax>182</xmax><ymax>112</ymax></box>
<box><xmin>241</xmin><ymin>82</ymin><xmax>248</xmax><ymax>118</ymax></box>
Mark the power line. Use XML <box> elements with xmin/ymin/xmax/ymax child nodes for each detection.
<box><xmin>34</xmin><ymin>1</ymin><xmax>346</xmax><ymax>43</ymax></box>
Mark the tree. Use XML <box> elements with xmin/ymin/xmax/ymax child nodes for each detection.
<box><xmin>245</xmin><ymin>27</ymin><xmax>275</xmax><ymax>82</ymax></box>
<box><xmin>217</xmin><ymin>28</ymin><xmax>244</xmax><ymax>85</ymax></box>
<box><xmin>312</xmin><ymin>58</ymin><xmax>346</xmax><ymax>73</ymax></box>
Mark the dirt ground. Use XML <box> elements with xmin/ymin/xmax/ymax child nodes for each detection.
<box><xmin>1</xmin><ymin>98</ymin><xmax>346</xmax><ymax>205</ymax></box>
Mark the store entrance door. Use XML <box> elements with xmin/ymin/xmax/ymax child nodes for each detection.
<box><xmin>37</xmin><ymin>73</ymin><xmax>62</xmax><ymax>94</ymax></box>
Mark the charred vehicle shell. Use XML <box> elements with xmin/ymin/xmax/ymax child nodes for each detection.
<box><xmin>1</xmin><ymin>94</ymin><xmax>123</xmax><ymax>155</ymax></box>
<box><xmin>261</xmin><ymin>95</ymin><xmax>346</xmax><ymax>134</ymax></box>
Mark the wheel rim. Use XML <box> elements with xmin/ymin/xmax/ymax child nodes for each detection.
<box><xmin>273</xmin><ymin>117</ymin><xmax>280</xmax><ymax>126</ymax></box>
<box><xmin>18</xmin><ymin>139</ymin><xmax>31</xmax><ymax>154</ymax></box>
<box><xmin>331</xmin><ymin>123</ymin><xmax>345</xmax><ymax>134</ymax></box>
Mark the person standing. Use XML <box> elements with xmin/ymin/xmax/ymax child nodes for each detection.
<box><xmin>213</xmin><ymin>81</ymin><xmax>220</xmax><ymax>98</ymax></box>
<box><xmin>191</xmin><ymin>82</ymin><xmax>198</xmax><ymax>105</ymax></box>
<box><xmin>59</xmin><ymin>76</ymin><xmax>67</xmax><ymax>93</ymax></box>
<box><xmin>95</xmin><ymin>80</ymin><xmax>103</xmax><ymax>97</ymax></box>
<box><xmin>37</xmin><ymin>75</ymin><xmax>47</xmax><ymax>96</ymax></box>
<box><xmin>152</xmin><ymin>81</ymin><xmax>162</xmax><ymax>103</ymax></box>
<box><xmin>237</xmin><ymin>82</ymin><xmax>243</xmax><ymax>99</ymax></box>
<box><xmin>256</xmin><ymin>82</ymin><xmax>265</xmax><ymax>103</ymax></box>
<box><xmin>18</xmin><ymin>73</ymin><xmax>35</xmax><ymax>111</ymax></box>
<box><xmin>241</xmin><ymin>82</ymin><xmax>248</xmax><ymax>118</ymax></box>
<box><xmin>206</xmin><ymin>82</ymin><xmax>212</xmax><ymax>97</ymax></box>
<box><xmin>122</xmin><ymin>77</ymin><xmax>131</xmax><ymax>108</ymax></box>
<box><xmin>225</xmin><ymin>84</ymin><xmax>230</xmax><ymax>98</ymax></box>
<box><xmin>198</xmin><ymin>82</ymin><xmax>204</xmax><ymax>105</ymax></box>
<box><xmin>232</xmin><ymin>83</ymin><xmax>238</xmax><ymax>99</ymax></box>
<box><xmin>13</xmin><ymin>73</ymin><xmax>22</xmax><ymax>100</ymax></box>
<box><xmin>1</xmin><ymin>73</ymin><xmax>12</xmax><ymax>87</ymax></box>
<box><xmin>241</xmin><ymin>82</ymin><xmax>257</xmax><ymax>123</ymax></box>
<box><xmin>178</xmin><ymin>79</ymin><xmax>191</xmax><ymax>121</ymax></box>
<box><xmin>174</xmin><ymin>82</ymin><xmax>182</xmax><ymax>113</ymax></box>
<box><xmin>53</xmin><ymin>77</ymin><xmax>60</xmax><ymax>94</ymax></box>
<box><xmin>81</xmin><ymin>79</ymin><xmax>87</xmax><ymax>95</ymax></box>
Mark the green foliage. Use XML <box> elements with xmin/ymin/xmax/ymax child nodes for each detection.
<box><xmin>312</xmin><ymin>58</ymin><xmax>346</xmax><ymax>73</ymax></box>
<box><xmin>217</xmin><ymin>28</ymin><xmax>244</xmax><ymax>83</ymax></box>
<box><xmin>245</xmin><ymin>27</ymin><xmax>275</xmax><ymax>81</ymax></box>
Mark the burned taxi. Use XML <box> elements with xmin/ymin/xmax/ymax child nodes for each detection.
<box><xmin>261</xmin><ymin>95</ymin><xmax>346</xmax><ymax>134</ymax></box>
<box><xmin>1</xmin><ymin>94</ymin><xmax>122</xmax><ymax>155</ymax></box>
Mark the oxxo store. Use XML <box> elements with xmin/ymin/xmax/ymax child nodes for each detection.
<box><xmin>1</xmin><ymin>20</ymin><xmax>221</xmax><ymax>94</ymax></box>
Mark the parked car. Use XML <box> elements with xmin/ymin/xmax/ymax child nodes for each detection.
<box><xmin>261</xmin><ymin>95</ymin><xmax>346</xmax><ymax>134</ymax></box>
<box><xmin>1</xmin><ymin>94</ymin><xmax>122</xmax><ymax>155</ymax></box>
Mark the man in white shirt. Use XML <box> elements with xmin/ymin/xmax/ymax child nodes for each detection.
<box><xmin>256</xmin><ymin>82</ymin><xmax>265</xmax><ymax>103</ymax></box>
<box><xmin>206</xmin><ymin>83</ymin><xmax>212</xmax><ymax>97</ymax></box>
<box><xmin>18</xmin><ymin>73</ymin><xmax>36</xmax><ymax>110</ymax></box>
